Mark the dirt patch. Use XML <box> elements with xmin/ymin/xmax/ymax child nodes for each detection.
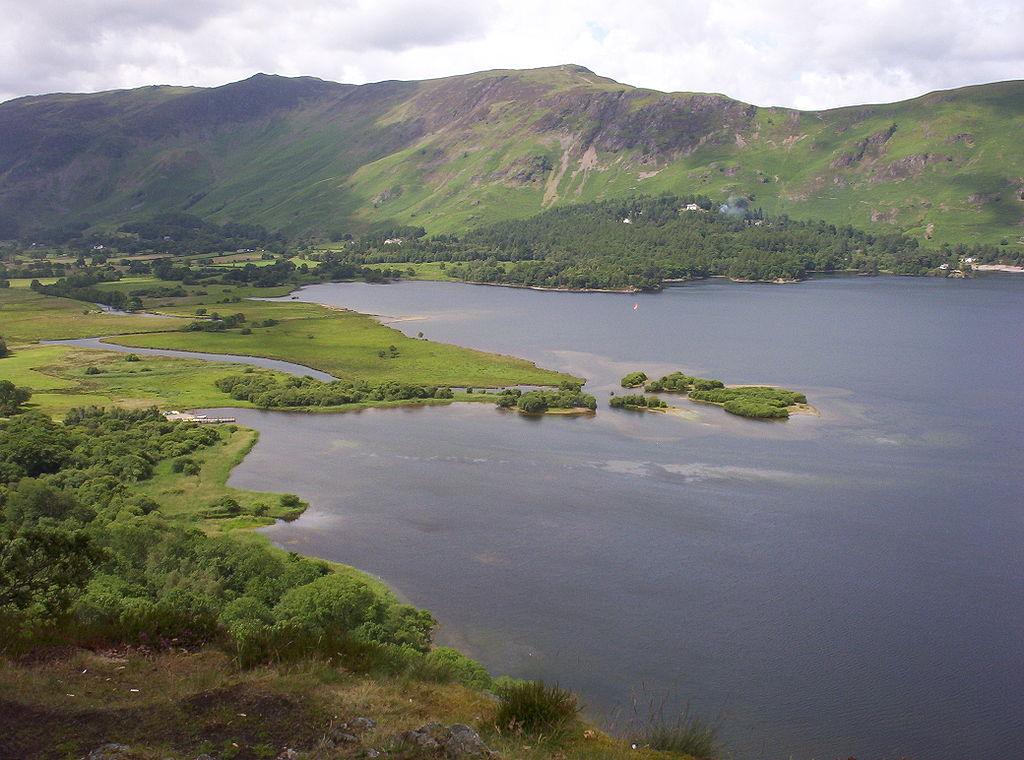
<box><xmin>0</xmin><ymin>651</ymin><xmax>327</xmax><ymax>760</ymax></box>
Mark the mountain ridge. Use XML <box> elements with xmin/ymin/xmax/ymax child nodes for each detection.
<box><xmin>2</xmin><ymin>64</ymin><xmax>1022</xmax><ymax>244</ymax></box>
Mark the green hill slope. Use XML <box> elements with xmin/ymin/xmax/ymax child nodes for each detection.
<box><xmin>2</xmin><ymin>64</ymin><xmax>1022</xmax><ymax>244</ymax></box>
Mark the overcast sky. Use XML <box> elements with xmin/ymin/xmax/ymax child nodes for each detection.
<box><xmin>2</xmin><ymin>0</ymin><xmax>1022</xmax><ymax>109</ymax></box>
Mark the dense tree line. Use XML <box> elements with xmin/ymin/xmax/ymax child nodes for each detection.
<box><xmin>643</xmin><ymin>372</ymin><xmax>724</xmax><ymax>393</ymax></box>
<box><xmin>31</xmin><ymin>272</ymin><xmax>140</xmax><ymax>311</ymax></box>
<box><xmin>341</xmin><ymin>194</ymin><xmax>1020</xmax><ymax>289</ymax></box>
<box><xmin>0</xmin><ymin>408</ymin><xmax>482</xmax><ymax>674</ymax></box>
<box><xmin>215</xmin><ymin>372</ymin><xmax>455</xmax><ymax>408</ymax></box>
<box><xmin>609</xmin><ymin>394</ymin><xmax>668</xmax><ymax>409</ymax></box>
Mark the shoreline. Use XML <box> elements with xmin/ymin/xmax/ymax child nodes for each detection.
<box><xmin>972</xmin><ymin>263</ymin><xmax>1024</xmax><ymax>273</ymax></box>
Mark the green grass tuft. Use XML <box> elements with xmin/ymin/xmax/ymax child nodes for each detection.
<box><xmin>494</xmin><ymin>680</ymin><xmax>580</xmax><ymax>735</ymax></box>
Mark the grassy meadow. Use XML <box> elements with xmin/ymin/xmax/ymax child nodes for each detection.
<box><xmin>0</xmin><ymin>287</ymin><xmax>184</xmax><ymax>343</ymax></box>
<box><xmin>107</xmin><ymin>299</ymin><xmax>571</xmax><ymax>387</ymax></box>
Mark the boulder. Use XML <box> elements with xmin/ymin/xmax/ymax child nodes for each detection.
<box><xmin>349</xmin><ymin>716</ymin><xmax>378</xmax><ymax>732</ymax></box>
<box><xmin>443</xmin><ymin>724</ymin><xmax>494</xmax><ymax>758</ymax></box>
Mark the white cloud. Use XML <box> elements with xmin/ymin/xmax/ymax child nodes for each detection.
<box><xmin>0</xmin><ymin>0</ymin><xmax>1021</xmax><ymax>108</ymax></box>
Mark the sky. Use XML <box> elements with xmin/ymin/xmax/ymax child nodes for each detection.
<box><xmin>2</xmin><ymin>0</ymin><xmax>1022</xmax><ymax>109</ymax></box>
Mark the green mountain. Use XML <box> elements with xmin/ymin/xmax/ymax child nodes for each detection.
<box><xmin>2</xmin><ymin>64</ymin><xmax>1022</xmax><ymax>244</ymax></box>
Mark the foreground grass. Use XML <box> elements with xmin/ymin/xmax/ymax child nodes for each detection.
<box><xmin>0</xmin><ymin>648</ymin><xmax>688</xmax><ymax>760</ymax></box>
<box><xmin>109</xmin><ymin>300</ymin><xmax>572</xmax><ymax>388</ymax></box>
<box><xmin>0</xmin><ymin>287</ymin><xmax>183</xmax><ymax>343</ymax></box>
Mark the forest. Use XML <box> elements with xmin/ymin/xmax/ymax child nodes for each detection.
<box><xmin>347</xmin><ymin>194</ymin><xmax>1015</xmax><ymax>289</ymax></box>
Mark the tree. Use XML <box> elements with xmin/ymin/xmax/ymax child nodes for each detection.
<box><xmin>3</xmin><ymin>478</ymin><xmax>85</xmax><ymax>527</ymax></box>
<box><xmin>273</xmin><ymin>573</ymin><xmax>381</xmax><ymax>635</ymax></box>
<box><xmin>0</xmin><ymin>380</ymin><xmax>31</xmax><ymax>416</ymax></box>
<box><xmin>0</xmin><ymin>412</ymin><xmax>73</xmax><ymax>478</ymax></box>
<box><xmin>0</xmin><ymin>525</ymin><xmax>105</xmax><ymax>619</ymax></box>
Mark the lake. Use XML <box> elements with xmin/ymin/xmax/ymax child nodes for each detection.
<box><xmin>211</xmin><ymin>275</ymin><xmax>1023</xmax><ymax>760</ymax></box>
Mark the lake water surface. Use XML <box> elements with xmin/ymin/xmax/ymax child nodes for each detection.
<box><xmin>214</xmin><ymin>276</ymin><xmax>1023</xmax><ymax>760</ymax></box>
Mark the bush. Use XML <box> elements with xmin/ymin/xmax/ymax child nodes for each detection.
<box><xmin>0</xmin><ymin>336</ymin><xmax>8</xmax><ymax>358</ymax></box>
<box><xmin>84</xmin><ymin>366</ymin><xmax>103</xmax><ymax>375</ymax></box>
<box><xmin>124</xmin><ymin>354</ymin><xmax>140</xmax><ymax>362</ymax></box>
<box><xmin>171</xmin><ymin>457</ymin><xmax>200</xmax><ymax>475</ymax></box>
<box><xmin>279</xmin><ymin>494</ymin><xmax>306</xmax><ymax>515</ymax></box>
<box><xmin>206</xmin><ymin>496</ymin><xmax>242</xmax><ymax>517</ymax></box>
<box><xmin>422</xmin><ymin>647</ymin><xmax>494</xmax><ymax>690</ymax></box>
<box><xmin>494</xmin><ymin>680</ymin><xmax>579</xmax><ymax>734</ymax></box>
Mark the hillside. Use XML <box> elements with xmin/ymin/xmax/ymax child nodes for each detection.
<box><xmin>1</xmin><ymin>64</ymin><xmax>1023</xmax><ymax>245</ymax></box>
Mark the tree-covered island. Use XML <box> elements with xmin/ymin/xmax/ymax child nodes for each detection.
<box><xmin>617</xmin><ymin>370</ymin><xmax>810</xmax><ymax>419</ymax></box>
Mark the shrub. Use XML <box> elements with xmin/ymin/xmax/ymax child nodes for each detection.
<box><xmin>422</xmin><ymin>647</ymin><xmax>494</xmax><ymax>690</ymax></box>
<box><xmin>124</xmin><ymin>354</ymin><xmax>140</xmax><ymax>362</ymax></box>
<box><xmin>206</xmin><ymin>496</ymin><xmax>242</xmax><ymax>517</ymax></box>
<box><xmin>0</xmin><ymin>336</ymin><xmax>8</xmax><ymax>358</ymax></box>
<box><xmin>495</xmin><ymin>680</ymin><xmax>579</xmax><ymax>734</ymax></box>
<box><xmin>171</xmin><ymin>457</ymin><xmax>200</xmax><ymax>475</ymax></box>
<box><xmin>84</xmin><ymin>366</ymin><xmax>102</xmax><ymax>375</ymax></box>
<box><xmin>279</xmin><ymin>494</ymin><xmax>306</xmax><ymax>515</ymax></box>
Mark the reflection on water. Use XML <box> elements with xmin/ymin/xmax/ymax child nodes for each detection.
<box><xmin>215</xmin><ymin>275</ymin><xmax>1023</xmax><ymax>760</ymax></box>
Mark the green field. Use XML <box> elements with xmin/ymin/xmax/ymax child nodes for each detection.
<box><xmin>108</xmin><ymin>300</ymin><xmax>571</xmax><ymax>387</ymax></box>
<box><xmin>2</xmin><ymin>342</ymin><xmax>510</xmax><ymax>419</ymax></box>
<box><xmin>0</xmin><ymin>344</ymin><xmax>265</xmax><ymax>415</ymax></box>
<box><xmin>0</xmin><ymin>287</ymin><xmax>185</xmax><ymax>343</ymax></box>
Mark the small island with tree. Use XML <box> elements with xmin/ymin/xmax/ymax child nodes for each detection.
<box><xmin>618</xmin><ymin>370</ymin><xmax>812</xmax><ymax>419</ymax></box>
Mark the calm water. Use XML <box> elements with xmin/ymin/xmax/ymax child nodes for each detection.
<box><xmin>212</xmin><ymin>276</ymin><xmax>1022</xmax><ymax>760</ymax></box>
